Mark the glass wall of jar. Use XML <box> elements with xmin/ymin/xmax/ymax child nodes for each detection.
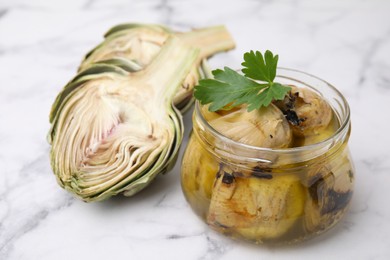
<box><xmin>181</xmin><ymin>68</ymin><xmax>355</xmax><ymax>244</ymax></box>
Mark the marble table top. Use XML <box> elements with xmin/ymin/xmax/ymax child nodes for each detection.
<box><xmin>1</xmin><ymin>0</ymin><xmax>390</xmax><ymax>259</ymax></box>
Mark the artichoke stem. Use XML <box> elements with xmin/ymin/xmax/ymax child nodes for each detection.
<box><xmin>178</xmin><ymin>25</ymin><xmax>235</xmax><ymax>59</ymax></box>
<box><xmin>137</xmin><ymin>36</ymin><xmax>200</xmax><ymax>103</ymax></box>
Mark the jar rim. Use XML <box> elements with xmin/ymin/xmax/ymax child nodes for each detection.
<box><xmin>194</xmin><ymin>67</ymin><xmax>351</xmax><ymax>156</ymax></box>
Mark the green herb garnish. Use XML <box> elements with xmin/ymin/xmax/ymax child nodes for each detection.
<box><xmin>194</xmin><ymin>50</ymin><xmax>291</xmax><ymax>112</ymax></box>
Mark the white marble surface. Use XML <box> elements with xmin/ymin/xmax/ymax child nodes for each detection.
<box><xmin>1</xmin><ymin>0</ymin><xmax>390</xmax><ymax>259</ymax></box>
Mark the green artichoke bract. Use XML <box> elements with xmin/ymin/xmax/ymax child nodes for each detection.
<box><xmin>79</xmin><ymin>23</ymin><xmax>235</xmax><ymax>112</ymax></box>
<box><xmin>48</xmin><ymin>36</ymin><xmax>198</xmax><ymax>202</ymax></box>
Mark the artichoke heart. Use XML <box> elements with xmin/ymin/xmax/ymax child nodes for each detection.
<box><xmin>207</xmin><ymin>167</ymin><xmax>305</xmax><ymax>241</ymax></box>
<box><xmin>48</xmin><ymin>36</ymin><xmax>199</xmax><ymax>202</ymax></box>
<box><xmin>79</xmin><ymin>23</ymin><xmax>235</xmax><ymax>112</ymax></box>
<box><xmin>181</xmin><ymin>135</ymin><xmax>219</xmax><ymax>218</ymax></box>
<box><xmin>274</xmin><ymin>86</ymin><xmax>332</xmax><ymax>138</ymax></box>
<box><xmin>304</xmin><ymin>150</ymin><xmax>354</xmax><ymax>232</ymax></box>
<box><xmin>203</xmin><ymin>104</ymin><xmax>292</xmax><ymax>148</ymax></box>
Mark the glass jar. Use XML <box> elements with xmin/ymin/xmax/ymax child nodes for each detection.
<box><xmin>181</xmin><ymin>68</ymin><xmax>354</xmax><ymax>244</ymax></box>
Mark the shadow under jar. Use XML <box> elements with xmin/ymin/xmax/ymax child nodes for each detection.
<box><xmin>181</xmin><ymin>68</ymin><xmax>355</xmax><ymax>244</ymax></box>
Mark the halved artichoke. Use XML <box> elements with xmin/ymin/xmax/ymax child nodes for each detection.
<box><xmin>79</xmin><ymin>23</ymin><xmax>235</xmax><ymax>112</ymax></box>
<box><xmin>48</xmin><ymin>36</ymin><xmax>198</xmax><ymax>202</ymax></box>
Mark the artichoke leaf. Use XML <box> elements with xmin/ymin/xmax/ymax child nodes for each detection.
<box><xmin>93</xmin><ymin>58</ymin><xmax>143</xmax><ymax>72</ymax></box>
<box><xmin>103</xmin><ymin>23</ymin><xmax>171</xmax><ymax>39</ymax></box>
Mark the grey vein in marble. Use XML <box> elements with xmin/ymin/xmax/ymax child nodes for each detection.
<box><xmin>154</xmin><ymin>0</ymin><xmax>173</xmax><ymax>25</ymax></box>
<box><xmin>0</xmin><ymin>152</ymin><xmax>75</xmax><ymax>259</ymax></box>
<box><xmin>0</xmin><ymin>9</ymin><xmax>8</xmax><ymax>19</ymax></box>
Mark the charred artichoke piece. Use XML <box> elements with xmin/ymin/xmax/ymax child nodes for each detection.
<box><xmin>79</xmin><ymin>23</ymin><xmax>235</xmax><ymax>112</ymax></box>
<box><xmin>203</xmin><ymin>104</ymin><xmax>292</xmax><ymax>148</ymax></box>
<box><xmin>199</xmin><ymin>104</ymin><xmax>304</xmax><ymax>240</ymax></box>
<box><xmin>48</xmin><ymin>36</ymin><xmax>199</xmax><ymax>202</ymax></box>
<box><xmin>304</xmin><ymin>151</ymin><xmax>354</xmax><ymax>232</ymax></box>
<box><xmin>274</xmin><ymin>86</ymin><xmax>333</xmax><ymax>140</ymax></box>
<box><xmin>207</xmin><ymin>165</ymin><xmax>305</xmax><ymax>241</ymax></box>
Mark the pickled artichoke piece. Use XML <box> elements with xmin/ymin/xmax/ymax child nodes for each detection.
<box><xmin>48</xmin><ymin>36</ymin><xmax>199</xmax><ymax>202</ymax></box>
<box><xmin>181</xmin><ymin>135</ymin><xmax>219</xmax><ymax>217</ymax></box>
<box><xmin>182</xmin><ymin>137</ymin><xmax>218</xmax><ymax>198</ymax></box>
<box><xmin>304</xmin><ymin>151</ymin><xmax>354</xmax><ymax>232</ymax></box>
<box><xmin>274</xmin><ymin>86</ymin><xmax>332</xmax><ymax>138</ymax></box>
<box><xmin>207</xmin><ymin>166</ymin><xmax>305</xmax><ymax>240</ymax></box>
<box><xmin>204</xmin><ymin>104</ymin><xmax>292</xmax><ymax>148</ymax></box>
<box><xmin>79</xmin><ymin>23</ymin><xmax>235</xmax><ymax>112</ymax></box>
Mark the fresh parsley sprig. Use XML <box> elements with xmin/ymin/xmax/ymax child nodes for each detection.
<box><xmin>194</xmin><ymin>50</ymin><xmax>291</xmax><ymax>112</ymax></box>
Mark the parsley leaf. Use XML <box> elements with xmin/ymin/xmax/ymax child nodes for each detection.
<box><xmin>241</xmin><ymin>50</ymin><xmax>278</xmax><ymax>83</ymax></box>
<box><xmin>194</xmin><ymin>50</ymin><xmax>291</xmax><ymax>112</ymax></box>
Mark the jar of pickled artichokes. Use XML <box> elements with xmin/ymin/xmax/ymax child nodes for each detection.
<box><xmin>181</xmin><ymin>68</ymin><xmax>354</xmax><ymax>244</ymax></box>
